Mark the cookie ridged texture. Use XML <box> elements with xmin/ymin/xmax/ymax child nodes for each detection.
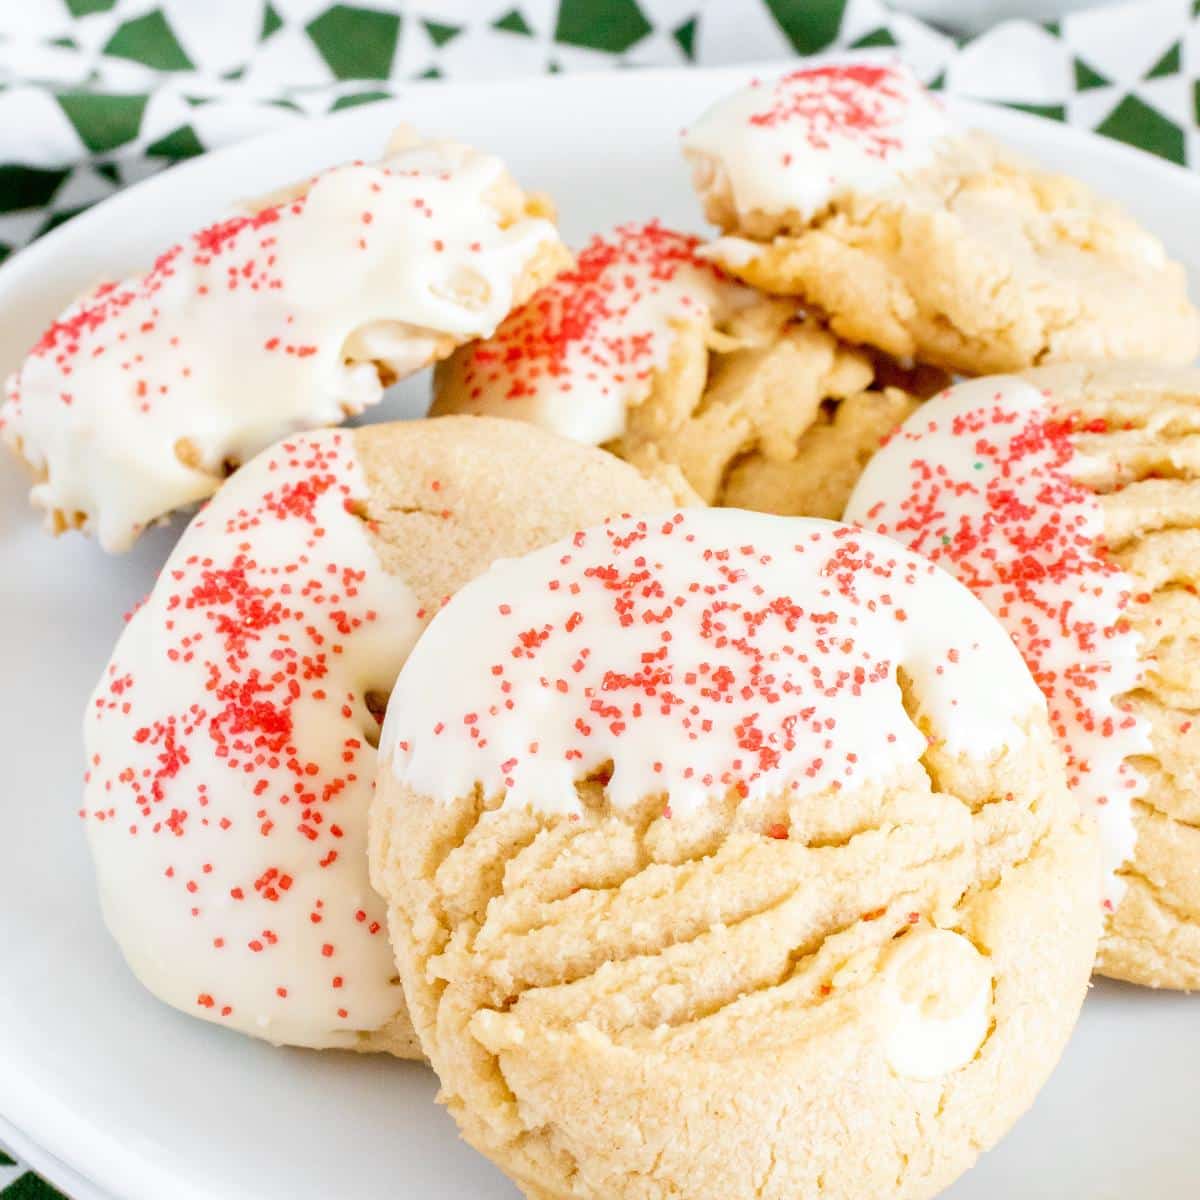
<box><xmin>612</xmin><ymin>303</ymin><xmax>943</xmax><ymax>519</ymax></box>
<box><xmin>704</xmin><ymin>133</ymin><xmax>1200</xmax><ymax>375</ymax></box>
<box><xmin>1028</xmin><ymin>363</ymin><xmax>1200</xmax><ymax>988</ymax></box>
<box><xmin>714</xmin><ymin>356</ymin><xmax>937</xmax><ymax>520</ymax></box>
<box><xmin>373</xmin><ymin>678</ymin><xmax>1097</xmax><ymax>1197</ymax></box>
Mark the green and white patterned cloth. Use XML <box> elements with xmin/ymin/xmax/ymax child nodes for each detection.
<box><xmin>1</xmin><ymin>0</ymin><xmax>1197</xmax><ymax>1195</ymax></box>
<box><xmin>1</xmin><ymin>0</ymin><xmax>1199</xmax><ymax>261</ymax></box>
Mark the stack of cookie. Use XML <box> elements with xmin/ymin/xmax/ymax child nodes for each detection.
<box><xmin>4</xmin><ymin>56</ymin><xmax>1197</xmax><ymax>1200</ymax></box>
<box><xmin>432</xmin><ymin>58</ymin><xmax>1200</xmax><ymax>999</ymax></box>
<box><xmin>420</xmin><ymin>59</ymin><xmax>1200</xmax><ymax>1197</ymax></box>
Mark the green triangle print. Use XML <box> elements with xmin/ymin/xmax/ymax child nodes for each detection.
<box><xmin>1</xmin><ymin>1169</ymin><xmax>71</xmax><ymax>1198</ymax></box>
<box><xmin>66</xmin><ymin>0</ymin><xmax>115</xmax><ymax>14</ymax></box>
<box><xmin>1096</xmin><ymin>95</ymin><xmax>1185</xmax><ymax>164</ymax></box>
<box><xmin>1007</xmin><ymin>102</ymin><xmax>1066</xmax><ymax>122</ymax></box>
<box><xmin>1145</xmin><ymin>42</ymin><xmax>1181</xmax><ymax>79</ymax></box>
<box><xmin>850</xmin><ymin>27</ymin><xmax>898</xmax><ymax>48</ymax></box>
<box><xmin>423</xmin><ymin>19</ymin><xmax>461</xmax><ymax>47</ymax></box>
<box><xmin>145</xmin><ymin>124</ymin><xmax>205</xmax><ymax>159</ymax></box>
<box><xmin>494</xmin><ymin>9</ymin><xmax>534</xmax><ymax>36</ymax></box>
<box><xmin>331</xmin><ymin>90</ymin><xmax>392</xmax><ymax>111</ymax></box>
<box><xmin>307</xmin><ymin>5</ymin><xmax>401</xmax><ymax>81</ymax></box>
<box><xmin>103</xmin><ymin>11</ymin><xmax>194</xmax><ymax>71</ymax></box>
<box><xmin>673</xmin><ymin>16</ymin><xmax>698</xmax><ymax>61</ymax></box>
<box><xmin>1074</xmin><ymin>57</ymin><xmax>1110</xmax><ymax>91</ymax></box>
<box><xmin>763</xmin><ymin>0</ymin><xmax>847</xmax><ymax>55</ymax></box>
<box><xmin>555</xmin><ymin>0</ymin><xmax>651</xmax><ymax>52</ymax></box>
<box><xmin>261</xmin><ymin>3</ymin><xmax>284</xmax><ymax>40</ymax></box>
<box><xmin>56</xmin><ymin>91</ymin><xmax>149</xmax><ymax>153</ymax></box>
<box><xmin>0</xmin><ymin>165</ymin><xmax>70</xmax><ymax>213</ymax></box>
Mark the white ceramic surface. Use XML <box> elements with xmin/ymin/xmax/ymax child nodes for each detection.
<box><xmin>0</xmin><ymin>1118</ymin><xmax>109</xmax><ymax>1200</ymax></box>
<box><xmin>0</xmin><ymin>65</ymin><xmax>1197</xmax><ymax>1200</ymax></box>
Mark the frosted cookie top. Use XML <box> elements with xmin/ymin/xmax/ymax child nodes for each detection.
<box><xmin>2</xmin><ymin>132</ymin><xmax>561</xmax><ymax>551</ymax></box>
<box><xmin>683</xmin><ymin>58</ymin><xmax>952</xmax><ymax>229</ymax></box>
<box><xmin>84</xmin><ymin>429</ymin><xmax>423</xmax><ymax>1047</ymax></box>
<box><xmin>434</xmin><ymin>221</ymin><xmax>752</xmax><ymax>445</ymax></box>
<box><xmin>382</xmin><ymin>508</ymin><xmax>1042</xmax><ymax>815</ymax></box>
<box><xmin>846</xmin><ymin>376</ymin><xmax>1149</xmax><ymax>910</ymax></box>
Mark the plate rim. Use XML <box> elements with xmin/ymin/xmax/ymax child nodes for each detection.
<box><xmin>0</xmin><ymin>1115</ymin><xmax>112</xmax><ymax>1200</ymax></box>
<box><xmin>2</xmin><ymin>59</ymin><xmax>1199</xmax><ymax>1200</ymax></box>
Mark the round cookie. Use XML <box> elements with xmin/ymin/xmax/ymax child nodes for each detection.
<box><xmin>846</xmin><ymin>367</ymin><xmax>1200</xmax><ymax>989</ymax></box>
<box><xmin>372</xmin><ymin>508</ymin><xmax>1099</xmax><ymax>1199</ymax></box>
<box><xmin>2</xmin><ymin>128</ymin><xmax>568</xmax><ymax>551</ymax></box>
<box><xmin>82</xmin><ymin>416</ymin><xmax>671</xmax><ymax>1054</ymax></box>
<box><xmin>433</xmin><ymin>219</ymin><xmax>943</xmax><ymax>516</ymax></box>
<box><xmin>684</xmin><ymin>59</ymin><xmax>1200</xmax><ymax>375</ymax></box>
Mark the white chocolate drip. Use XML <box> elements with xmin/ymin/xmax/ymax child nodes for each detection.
<box><xmin>683</xmin><ymin>56</ymin><xmax>952</xmax><ymax>227</ymax></box>
<box><xmin>382</xmin><ymin>509</ymin><xmax>1043</xmax><ymax>815</ymax></box>
<box><xmin>83</xmin><ymin>430</ymin><xmax>423</xmax><ymax>1047</ymax></box>
<box><xmin>440</xmin><ymin>221</ymin><xmax>753</xmax><ymax>446</ymax></box>
<box><xmin>2</xmin><ymin>135</ymin><xmax>559</xmax><ymax>550</ymax></box>
<box><xmin>846</xmin><ymin>376</ymin><xmax>1148</xmax><ymax>911</ymax></box>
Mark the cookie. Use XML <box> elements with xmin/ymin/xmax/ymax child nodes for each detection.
<box><xmin>371</xmin><ymin>509</ymin><xmax>1099</xmax><ymax>1199</ymax></box>
<box><xmin>846</xmin><ymin>366</ymin><xmax>1200</xmax><ymax>989</ymax></box>
<box><xmin>1</xmin><ymin>128</ymin><xmax>569</xmax><ymax>551</ymax></box>
<box><xmin>718</xmin><ymin>356</ymin><xmax>943</xmax><ymax>519</ymax></box>
<box><xmin>82</xmin><ymin>416</ymin><xmax>671</xmax><ymax>1053</ymax></box>
<box><xmin>432</xmin><ymin>219</ymin><xmax>942</xmax><ymax>515</ymax></box>
<box><xmin>684</xmin><ymin>59</ymin><xmax>1200</xmax><ymax>375</ymax></box>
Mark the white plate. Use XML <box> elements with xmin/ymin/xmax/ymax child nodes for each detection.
<box><xmin>0</xmin><ymin>65</ymin><xmax>1197</xmax><ymax>1200</ymax></box>
<box><xmin>1</xmin><ymin>1117</ymin><xmax>109</xmax><ymax>1200</ymax></box>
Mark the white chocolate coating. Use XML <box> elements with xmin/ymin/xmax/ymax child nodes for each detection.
<box><xmin>435</xmin><ymin>221</ymin><xmax>752</xmax><ymax>445</ymax></box>
<box><xmin>683</xmin><ymin>57</ymin><xmax>952</xmax><ymax>227</ymax></box>
<box><xmin>846</xmin><ymin>376</ymin><xmax>1148</xmax><ymax>911</ymax></box>
<box><xmin>84</xmin><ymin>430</ymin><xmax>422</xmax><ymax>1047</ymax></box>
<box><xmin>2</xmin><ymin>135</ymin><xmax>559</xmax><ymax>550</ymax></box>
<box><xmin>381</xmin><ymin>509</ymin><xmax>1044</xmax><ymax>815</ymax></box>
